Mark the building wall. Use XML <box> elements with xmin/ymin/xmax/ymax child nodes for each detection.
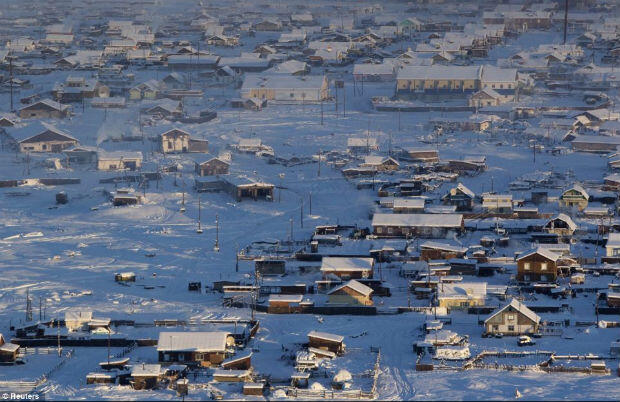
<box><xmin>97</xmin><ymin>159</ymin><xmax>142</xmax><ymax>171</ymax></box>
<box><xmin>485</xmin><ymin>311</ymin><xmax>538</xmax><ymax>335</ymax></box>
<box><xmin>517</xmin><ymin>255</ymin><xmax>557</xmax><ymax>281</ymax></box>
<box><xmin>19</xmin><ymin>109</ymin><xmax>66</xmax><ymax>119</ymax></box>
<box><xmin>438</xmin><ymin>296</ymin><xmax>484</xmax><ymax>308</ymax></box>
<box><xmin>20</xmin><ymin>140</ymin><xmax>77</xmax><ymax>153</ymax></box>
<box><xmin>162</xmin><ymin>134</ymin><xmax>189</xmax><ymax>153</ymax></box>
<box><xmin>328</xmin><ymin>291</ymin><xmax>372</xmax><ymax>306</ymax></box>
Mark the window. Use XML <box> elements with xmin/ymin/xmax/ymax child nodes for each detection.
<box><xmin>168</xmin><ymin>141</ymin><xmax>173</xmax><ymax>149</ymax></box>
<box><xmin>387</xmin><ymin>227</ymin><xmax>393</xmax><ymax>234</ymax></box>
<box><xmin>492</xmin><ymin>84</ymin><xmax>496</xmax><ymax>88</ymax></box>
<box><xmin>42</xmin><ymin>144</ymin><xmax>47</xmax><ymax>150</ymax></box>
<box><xmin>500</xmin><ymin>84</ymin><xmax>504</xmax><ymax>89</ymax></box>
<box><xmin>377</xmin><ymin>227</ymin><xmax>383</xmax><ymax>234</ymax></box>
<box><xmin>508</xmin><ymin>325</ymin><xmax>514</xmax><ymax>332</ymax></box>
<box><xmin>290</xmin><ymin>93</ymin><xmax>294</xmax><ymax>98</ymax></box>
<box><xmin>493</xmin><ymin>325</ymin><xmax>499</xmax><ymax>331</ymax></box>
<box><xmin>541</xmin><ymin>263</ymin><xmax>547</xmax><ymax>271</ymax></box>
<box><xmin>507</xmin><ymin>314</ymin><xmax>515</xmax><ymax>321</ymax></box>
<box><xmin>523</xmin><ymin>262</ymin><xmax>530</xmax><ymax>270</ymax></box>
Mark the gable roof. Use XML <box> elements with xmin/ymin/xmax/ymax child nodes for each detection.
<box><xmin>307</xmin><ymin>330</ymin><xmax>344</xmax><ymax>343</ymax></box>
<box><xmin>516</xmin><ymin>247</ymin><xmax>561</xmax><ymax>262</ymax></box>
<box><xmin>484</xmin><ymin>298</ymin><xmax>540</xmax><ymax>324</ymax></box>
<box><xmin>20</xmin><ymin>99</ymin><xmax>69</xmax><ymax>113</ymax></box>
<box><xmin>545</xmin><ymin>213</ymin><xmax>577</xmax><ymax>232</ymax></box>
<box><xmin>327</xmin><ymin>279</ymin><xmax>373</xmax><ymax>297</ymax></box>
<box><xmin>320</xmin><ymin>257</ymin><xmax>373</xmax><ymax>272</ymax></box>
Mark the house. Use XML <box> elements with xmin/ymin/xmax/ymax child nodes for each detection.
<box><xmin>327</xmin><ymin>280</ymin><xmax>373</xmax><ymax>306</ymax></box>
<box><xmin>221</xmin><ymin>351</ymin><xmax>252</xmax><ymax>370</ymax></box>
<box><xmin>361</xmin><ymin>156</ymin><xmax>400</xmax><ymax>171</ymax></box>
<box><xmin>213</xmin><ymin>369</ymin><xmax>253</xmax><ymax>383</ymax></box>
<box><xmin>11</xmin><ymin>123</ymin><xmax>78</xmax><ymax>153</ymax></box>
<box><xmin>130</xmin><ymin>364</ymin><xmax>163</xmax><ymax>390</ymax></box>
<box><xmin>52</xmin><ymin>76</ymin><xmax>108</xmax><ymax>103</ymax></box>
<box><xmin>484</xmin><ymin>299</ymin><xmax>541</xmax><ymax>336</ymax></box>
<box><xmin>161</xmin><ymin>73</ymin><xmax>186</xmax><ymax>89</ymax></box>
<box><xmin>442</xmin><ymin>183</ymin><xmax>475</xmax><ymax>211</ymax></box>
<box><xmin>240</xmin><ymin>74</ymin><xmax>329</xmax><ymax>102</ymax></box>
<box><xmin>482</xmin><ymin>193</ymin><xmax>513</xmax><ymax>214</ymax></box>
<box><xmin>396</xmin><ymin>65</ymin><xmax>482</xmax><ymax>95</ymax></box>
<box><xmin>516</xmin><ymin>248</ymin><xmax>560</xmax><ymax>282</ymax></box>
<box><xmin>236</xmin><ymin>138</ymin><xmax>265</xmax><ymax>153</ymax></box>
<box><xmin>0</xmin><ymin>334</ymin><xmax>20</xmax><ymax>363</ymax></box>
<box><xmin>157</xmin><ymin>332</ymin><xmax>232</xmax><ymax>366</ymax></box>
<box><xmin>144</xmin><ymin>100</ymin><xmax>182</xmax><ymax>118</ymax></box>
<box><xmin>420</xmin><ymin>241</ymin><xmax>467</xmax><ymax>261</ymax></box>
<box><xmin>543</xmin><ymin>213</ymin><xmax>577</xmax><ymax>237</ymax></box>
<box><xmin>606</xmin><ymin>233</ymin><xmax>620</xmax><ymax>258</ymax></box>
<box><xmin>255</xmin><ymin>258</ymin><xmax>285</xmax><ymax>275</ymax></box>
<box><xmin>437</xmin><ymin>282</ymin><xmax>486</xmax><ymax>309</ymax></box>
<box><xmin>570</xmin><ymin>135</ymin><xmax>620</xmax><ymax>153</ymax></box>
<box><xmin>65</xmin><ymin>310</ymin><xmax>93</xmax><ymax>332</ymax></box>
<box><xmin>221</xmin><ymin>176</ymin><xmax>274</xmax><ymax>201</ymax></box>
<box><xmin>253</xmin><ymin>19</ymin><xmax>283</xmax><ymax>31</ymax></box>
<box><xmin>195</xmin><ymin>156</ymin><xmax>230</xmax><ymax>176</ymax></box>
<box><xmin>480</xmin><ymin>65</ymin><xmax>518</xmax><ymax>102</ymax></box>
<box><xmin>320</xmin><ymin>257</ymin><xmax>374</xmax><ymax>280</ymax></box>
<box><xmin>266</xmin><ymin>60</ymin><xmax>310</xmax><ymax>76</ymax></box>
<box><xmin>129</xmin><ymin>80</ymin><xmax>161</xmax><ymax>100</ymax></box>
<box><xmin>160</xmin><ymin>129</ymin><xmax>208</xmax><ymax>153</ymax></box>
<box><xmin>371</xmin><ymin>213</ymin><xmax>464</xmax><ymax>238</ymax></box>
<box><xmin>469</xmin><ymin>88</ymin><xmax>503</xmax><ymax>108</ymax></box>
<box><xmin>307</xmin><ymin>331</ymin><xmax>345</xmax><ymax>355</ymax></box>
<box><xmin>559</xmin><ymin>184</ymin><xmax>589</xmax><ymax>211</ymax></box>
<box><xmin>347</xmin><ymin>137</ymin><xmax>378</xmax><ymax>154</ymax></box>
<box><xmin>97</xmin><ymin>151</ymin><xmax>143</xmax><ymax>171</ymax></box>
<box><xmin>353</xmin><ymin>63</ymin><xmax>396</xmax><ymax>82</ymax></box>
<box><xmin>19</xmin><ymin>99</ymin><xmax>71</xmax><ymax>119</ymax></box>
<box><xmin>392</xmin><ymin>198</ymin><xmax>425</xmax><ymax>214</ymax></box>
<box><xmin>64</xmin><ymin>146</ymin><xmax>98</xmax><ymax>164</ymax></box>
<box><xmin>268</xmin><ymin>294</ymin><xmax>303</xmax><ymax>313</ymax></box>
<box><xmin>401</xmin><ymin>148</ymin><xmax>439</xmax><ymax>163</ymax></box>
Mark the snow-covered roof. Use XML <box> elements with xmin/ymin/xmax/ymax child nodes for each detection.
<box><xmin>268</xmin><ymin>294</ymin><xmax>303</xmax><ymax>303</ymax></box>
<box><xmin>438</xmin><ymin>282</ymin><xmax>487</xmax><ymax>299</ymax></box>
<box><xmin>516</xmin><ymin>248</ymin><xmax>561</xmax><ymax>262</ymax></box>
<box><xmin>420</xmin><ymin>241</ymin><xmax>467</xmax><ymax>253</ymax></box>
<box><xmin>397</xmin><ymin>65</ymin><xmax>482</xmax><ymax>81</ymax></box>
<box><xmin>371</xmin><ymin>213</ymin><xmax>463</xmax><ymax>228</ymax></box>
<box><xmin>545</xmin><ymin>213</ymin><xmax>577</xmax><ymax>232</ymax></box>
<box><xmin>307</xmin><ymin>330</ymin><xmax>344</xmax><ymax>343</ymax></box>
<box><xmin>157</xmin><ymin>331</ymin><xmax>228</xmax><ymax>352</ymax></box>
<box><xmin>241</xmin><ymin>74</ymin><xmax>325</xmax><ymax>91</ymax></box>
<box><xmin>131</xmin><ymin>364</ymin><xmax>162</xmax><ymax>377</ymax></box>
<box><xmin>320</xmin><ymin>257</ymin><xmax>373</xmax><ymax>272</ymax></box>
<box><xmin>327</xmin><ymin>279</ymin><xmax>373</xmax><ymax>297</ymax></box>
<box><xmin>98</xmin><ymin>151</ymin><xmax>143</xmax><ymax>161</ymax></box>
<box><xmin>484</xmin><ymin>298</ymin><xmax>540</xmax><ymax>324</ymax></box>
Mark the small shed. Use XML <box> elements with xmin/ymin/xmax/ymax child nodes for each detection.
<box><xmin>307</xmin><ymin>331</ymin><xmax>345</xmax><ymax>355</ymax></box>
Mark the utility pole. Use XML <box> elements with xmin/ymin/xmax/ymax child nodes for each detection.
<box><xmin>320</xmin><ymin>98</ymin><xmax>324</xmax><ymax>126</ymax></box>
<box><xmin>309</xmin><ymin>192</ymin><xmax>312</xmax><ymax>215</ymax></box>
<box><xmin>563</xmin><ymin>0</ymin><xmax>569</xmax><ymax>45</ymax></box>
<box><xmin>26</xmin><ymin>288</ymin><xmax>32</xmax><ymax>322</ymax></box>
<box><xmin>214</xmin><ymin>214</ymin><xmax>220</xmax><ymax>252</ymax></box>
<box><xmin>289</xmin><ymin>218</ymin><xmax>293</xmax><ymax>251</ymax></box>
<box><xmin>343</xmin><ymin>82</ymin><xmax>346</xmax><ymax>117</ymax></box>
<box><xmin>398</xmin><ymin>108</ymin><xmax>401</xmax><ymax>131</ymax></box>
<box><xmin>235</xmin><ymin>243</ymin><xmax>239</xmax><ymax>272</ymax></box>
<box><xmin>8</xmin><ymin>53</ymin><xmax>14</xmax><ymax>112</ymax></box>
<box><xmin>317</xmin><ymin>150</ymin><xmax>321</xmax><ymax>177</ymax></box>
<box><xmin>300</xmin><ymin>198</ymin><xmax>304</xmax><ymax>228</ymax></box>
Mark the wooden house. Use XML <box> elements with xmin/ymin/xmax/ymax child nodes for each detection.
<box><xmin>320</xmin><ymin>257</ymin><xmax>374</xmax><ymax>280</ymax></box>
<box><xmin>221</xmin><ymin>351</ymin><xmax>252</xmax><ymax>370</ymax></box>
<box><xmin>65</xmin><ymin>310</ymin><xmax>92</xmax><ymax>332</ymax></box>
<box><xmin>516</xmin><ymin>248</ymin><xmax>560</xmax><ymax>282</ymax></box>
<box><xmin>442</xmin><ymin>183</ymin><xmax>475</xmax><ymax>211</ymax></box>
<box><xmin>86</xmin><ymin>372</ymin><xmax>117</xmax><ymax>385</ymax></box>
<box><xmin>559</xmin><ymin>184</ymin><xmax>589</xmax><ymax>211</ymax></box>
<box><xmin>130</xmin><ymin>364</ymin><xmax>162</xmax><ymax>390</ymax></box>
<box><xmin>19</xmin><ymin>99</ymin><xmax>71</xmax><ymax>119</ymax></box>
<box><xmin>469</xmin><ymin>88</ymin><xmax>503</xmax><ymax>108</ymax></box>
<box><xmin>361</xmin><ymin>156</ymin><xmax>400</xmax><ymax>172</ymax></box>
<box><xmin>157</xmin><ymin>331</ymin><xmax>232</xmax><ymax>367</ymax></box>
<box><xmin>255</xmin><ymin>258</ymin><xmax>285</xmax><ymax>275</ymax></box>
<box><xmin>195</xmin><ymin>156</ymin><xmax>229</xmax><ymax>176</ymax></box>
<box><xmin>161</xmin><ymin>128</ymin><xmax>208</xmax><ymax>154</ymax></box>
<box><xmin>221</xmin><ymin>176</ymin><xmax>274</xmax><ymax>201</ymax></box>
<box><xmin>0</xmin><ymin>334</ymin><xmax>20</xmax><ymax>363</ymax></box>
<box><xmin>307</xmin><ymin>331</ymin><xmax>345</xmax><ymax>355</ymax></box>
<box><xmin>420</xmin><ymin>241</ymin><xmax>467</xmax><ymax>261</ymax></box>
<box><xmin>484</xmin><ymin>299</ymin><xmax>540</xmax><ymax>336</ymax></box>
<box><xmin>213</xmin><ymin>369</ymin><xmax>252</xmax><ymax>382</ymax></box>
<box><xmin>371</xmin><ymin>213</ymin><xmax>464</xmax><ymax>238</ymax></box>
<box><xmin>396</xmin><ymin>65</ymin><xmax>482</xmax><ymax>96</ymax></box>
<box><xmin>64</xmin><ymin>146</ymin><xmax>97</xmax><ymax>164</ymax></box>
<box><xmin>393</xmin><ymin>198</ymin><xmax>425</xmax><ymax>214</ymax></box>
<box><xmin>543</xmin><ymin>213</ymin><xmax>577</xmax><ymax>237</ymax></box>
<box><xmin>268</xmin><ymin>294</ymin><xmax>303</xmax><ymax>313</ymax></box>
<box><xmin>243</xmin><ymin>383</ymin><xmax>265</xmax><ymax>396</ymax></box>
<box><xmin>401</xmin><ymin>148</ymin><xmax>439</xmax><ymax>163</ymax></box>
<box><xmin>482</xmin><ymin>193</ymin><xmax>513</xmax><ymax>214</ymax></box>
<box><xmin>327</xmin><ymin>280</ymin><xmax>373</xmax><ymax>306</ymax></box>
